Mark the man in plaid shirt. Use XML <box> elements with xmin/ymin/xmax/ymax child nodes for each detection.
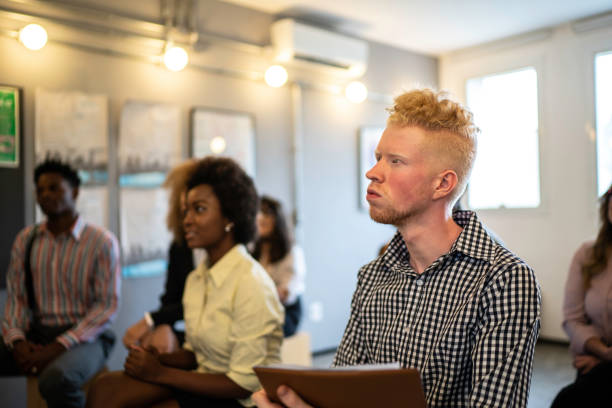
<box><xmin>253</xmin><ymin>88</ymin><xmax>541</xmax><ymax>407</ymax></box>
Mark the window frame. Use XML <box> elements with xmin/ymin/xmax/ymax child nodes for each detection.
<box><xmin>459</xmin><ymin>58</ymin><xmax>546</xmax><ymax>214</ymax></box>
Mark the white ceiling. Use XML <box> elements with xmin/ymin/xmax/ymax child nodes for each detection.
<box><xmin>221</xmin><ymin>0</ymin><xmax>612</xmax><ymax>55</ymax></box>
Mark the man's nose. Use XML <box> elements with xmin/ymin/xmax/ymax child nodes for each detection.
<box><xmin>366</xmin><ymin>161</ymin><xmax>383</xmax><ymax>183</ymax></box>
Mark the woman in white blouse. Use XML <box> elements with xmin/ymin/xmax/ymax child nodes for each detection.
<box><xmin>87</xmin><ymin>158</ymin><xmax>283</xmax><ymax>408</ymax></box>
<box><xmin>252</xmin><ymin>196</ymin><xmax>306</xmax><ymax>337</ymax></box>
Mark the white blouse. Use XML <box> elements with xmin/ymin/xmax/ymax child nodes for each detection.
<box><xmin>182</xmin><ymin>244</ymin><xmax>284</xmax><ymax>406</ymax></box>
<box><xmin>260</xmin><ymin>245</ymin><xmax>306</xmax><ymax>305</ymax></box>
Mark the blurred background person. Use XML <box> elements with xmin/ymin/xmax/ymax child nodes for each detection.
<box><xmin>122</xmin><ymin>159</ymin><xmax>202</xmax><ymax>353</ymax></box>
<box><xmin>252</xmin><ymin>196</ymin><xmax>306</xmax><ymax>337</ymax></box>
<box><xmin>552</xmin><ymin>184</ymin><xmax>612</xmax><ymax>407</ymax></box>
<box><xmin>87</xmin><ymin>157</ymin><xmax>283</xmax><ymax>408</ymax></box>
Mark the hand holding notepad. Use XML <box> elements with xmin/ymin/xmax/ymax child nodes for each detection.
<box><xmin>253</xmin><ymin>363</ymin><xmax>426</xmax><ymax>408</ymax></box>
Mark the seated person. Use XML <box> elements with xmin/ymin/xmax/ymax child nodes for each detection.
<box><xmin>86</xmin><ymin>157</ymin><xmax>284</xmax><ymax>408</ymax></box>
<box><xmin>123</xmin><ymin>159</ymin><xmax>201</xmax><ymax>353</ymax></box>
<box><xmin>0</xmin><ymin>159</ymin><xmax>120</xmax><ymax>408</ymax></box>
<box><xmin>253</xmin><ymin>89</ymin><xmax>540</xmax><ymax>408</ymax></box>
<box><xmin>552</xmin><ymin>184</ymin><xmax>612</xmax><ymax>407</ymax></box>
<box><xmin>252</xmin><ymin>196</ymin><xmax>306</xmax><ymax>337</ymax></box>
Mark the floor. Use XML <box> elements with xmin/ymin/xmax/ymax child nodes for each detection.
<box><xmin>312</xmin><ymin>341</ymin><xmax>575</xmax><ymax>408</ymax></box>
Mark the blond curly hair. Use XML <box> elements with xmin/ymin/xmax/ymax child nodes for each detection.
<box><xmin>387</xmin><ymin>89</ymin><xmax>479</xmax><ymax>202</ymax></box>
<box><xmin>163</xmin><ymin>159</ymin><xmax>198</xmax><ymax>243</ymax></box>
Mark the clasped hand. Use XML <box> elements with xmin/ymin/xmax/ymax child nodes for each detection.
<box><xmin>13</xmin><ymin>340</ymin><xmax>65</xmax><ymax>375</ymax></box>
<box><xmin>124</xmin><ymin>345</ymin><xmax>163</xmax><ymax>382</ymax></box>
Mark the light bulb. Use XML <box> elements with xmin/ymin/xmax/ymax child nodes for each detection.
<box><xmin>163</xmin><ymin>46</ymin><xmax>188</xmax><ymax>72</ymax></box>
<box><xmin>210</xmin><ymin>136</ymin><xmax>226</xmax><ymax>154</ymax></box>
<box><xmin>264</xmin><ymin>65</ymin><xmax>288</xmax><ymax>88</ymax></box>
<box><xmin>345</xmin><ymin>81</ymin><xmax>368</xmax><ymax>103</ymax></box>
<box><xmin>19</xmin><ymin>24</ymin><xmax>48</xmax><ymax>51</ymax></box>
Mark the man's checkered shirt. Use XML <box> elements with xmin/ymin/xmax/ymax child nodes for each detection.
<box><xmin>333</xmin><ymin>211</ymin><xmax>541</xmax><ymax>407</ymax></box>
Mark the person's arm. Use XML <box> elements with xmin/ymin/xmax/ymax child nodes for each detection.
<box><xmin>2</xmin><ymin>229</ymin><xmax>33</xmax><ymax>348</ymax></box>
<box><xmin>562</xmin><ymin>243</ymin><xmax>607</xmax><ymax>356</ymax></box>
<box><xmin>55</xmin><ymin>232</ymin><xmax>121</xmax><ymax>349</ymax></box>
<box><xmin>150</xmin><ymin>242</ymin><xmax>193</xmax><ymax>326</ymax></box>
<box><xmin>276</xmin><ymin>247</ymin><xmax>307</xmax><ymax>305</ymax></box>
<box><xmin>158</xmin><ymin>346</ymin><xmax>198</xmax><ymax>370</ymax></box>
<box><xmin>469</xmin><ymin>263</ymin><xmax>541</xmax><ymax>407</ymax></box>
<box><xmin>584</xmin><ymin>337</ymin><xmax>612</xmax><ymax>361</ymax></box>
<box><xmin>124</xmin><ymin>346</ymin><xmax>250</xmax><ymax>399</ymax></box>
<box><xmin>224</xmin><ymin>271</ymin><xmax>284</xmax><ymax>395</ymax></box>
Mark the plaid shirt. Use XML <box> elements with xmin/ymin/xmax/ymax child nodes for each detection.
<box><xmin>333</xmin><ymin>211</ymin><xmax>541</xmax><ymax>407</ymax></box>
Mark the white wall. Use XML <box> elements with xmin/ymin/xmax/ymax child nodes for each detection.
<box><xmin>440</xmin><ymin>20</ymin><xmax>612</xmax><ymax>340</ymax></box>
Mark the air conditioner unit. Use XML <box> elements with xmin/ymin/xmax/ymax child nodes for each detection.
<box><xmin>270</xmin><ymin>19</ymin><xmax>368</xmax><ymax>77</ymax></box>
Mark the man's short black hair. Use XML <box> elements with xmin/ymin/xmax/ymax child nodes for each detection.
<box><xmin>186</xmin><ymin>157</ymin><xmax>258</xmax><ymax>244</ymax></box>
<box><xmin>34</xmin><ymin>159</ymin><xmax>81</xmax><ymax>189</ymax></box>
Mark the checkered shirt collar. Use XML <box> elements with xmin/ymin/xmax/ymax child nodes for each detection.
<box><xmin>383</xmin><ymin>210</ymin><xmax>496</xmax><ymax>271</ymax></box>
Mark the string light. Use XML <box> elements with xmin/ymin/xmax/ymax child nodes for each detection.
<box><xmin>210</xmin><ymin>136</ymin><xmax>226</xmax><ymax>154</ymax></box>
<box><xmin>264</xmin><ymin>65</ymin><xmax>288</xmax><ymax>87</ymax></box>
<box><xmin>19</xmin><ymin>24</ymin><xmax>48</xmax><ymax>51</ymax></box>
<box><xmin>345</xmin><ymin>81</ymin><xmax>368</xmax><ymax>103</ymax></box>
<box><xmin>163</xmin><ymin>46</ymin><xmax>189</xmax><ymax>72</ymax></box>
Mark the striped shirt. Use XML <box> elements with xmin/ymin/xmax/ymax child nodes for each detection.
<box><xmin>2</xmin><ymin>217</ymin><xmax>121</xmax><ymax>349</ymax></box>
<box><xmin>333</xmin><ymin>211</ymin><xmax>541</xmax><ymax>407</ymax></box>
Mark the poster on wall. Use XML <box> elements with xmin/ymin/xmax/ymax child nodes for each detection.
<box><xmin>191</xmin><ymin>108</ymin><xmax>255</xmax><ymax>176</ymax></box>
<box><xmin>118</xmin><ymin>101</ymin><xmax>181</xmax><ymax>278</ymax></box>
<box><xmin>35</xmin><ymin>88</ymin><xmax>110</xmax><ymax>227</ymax></box>
<box><xmin>119</xmin><ymin>101</ymin><xmax>181</xmax><ymax>186</ymax></box>
<box><xmin>0</xmin><ymin>86</ymin><xmax>20</xmax><ymax>167</ymax></box>
<box><xmin>35</xmin><ymin>88</ymin><xmax>108</xmax><ymax>178</ymax></box>
<box><xmin>359</xmin><ymin>126</ymin><xmax>384</xmax><ymax>210</ymax></box>
<box><xmin>120</xmin><ymin>188</ymin><xmax>172</xmax><ymax>278</ymax></box>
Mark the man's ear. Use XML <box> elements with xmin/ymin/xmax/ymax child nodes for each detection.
<box><xmin>72</xmin><ymin>186</ymin><xmax>79</xmax><ymax>201</ymax></box>
<box><xmin>432</xmin><ymin>170</ymin><xmax>458</xmax><ymax>201</ymax></box>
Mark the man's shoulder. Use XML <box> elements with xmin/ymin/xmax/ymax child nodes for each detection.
<box><xmin>357</xmin><ymin>255</ymin><xmax>389</xmax><ymax>284</ymax></box>
<box><xmin>79</xmin><ymin>222</ymin><xmax>119</xmax><ymax>249</ymax></box>
<box><xmin>12</xmin><ymin>224</ymin><xmax>40</xmax><ymax>246</ymax></box>
<box><xmin>484</xmin><ymin>243</ymin><xmax>539</xmax><ymax>290</ymax></box>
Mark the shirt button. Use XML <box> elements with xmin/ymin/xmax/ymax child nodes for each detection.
<box><xmin>416</xmin><ymin>279</ymin><xmax>424</xmax><ymax>286</ymax></box>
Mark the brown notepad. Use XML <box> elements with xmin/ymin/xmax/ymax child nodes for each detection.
<box><xmin>254</xmin><ymin>364</ymin><xmax>426</xmax><ymax>408</ymax></box>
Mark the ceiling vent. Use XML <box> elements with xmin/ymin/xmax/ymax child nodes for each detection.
<box><xmin>270</xmin><ymin>19</ymin><xmax>368</xmax><ymax>77</ymax></box>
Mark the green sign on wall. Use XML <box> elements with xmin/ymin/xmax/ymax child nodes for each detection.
<box><xmin>0</xmin><ymin>86</ymin><xmax>19</xmax><ymax>167</ymax></box>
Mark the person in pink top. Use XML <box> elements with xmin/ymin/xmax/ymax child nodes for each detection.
<box><xmin>552</xmin><ymin>184</ymin><xmax>612</xmax><ymax>407</ymax></box>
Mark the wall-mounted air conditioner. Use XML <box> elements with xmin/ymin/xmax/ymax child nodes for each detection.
<box><xmin>270</xmin><ymin>18</ymin><xmax>369</xmax><ymax>77</ymax></box>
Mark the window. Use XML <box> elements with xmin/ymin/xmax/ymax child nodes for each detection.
<box><xmin>465</xmin><ymin>67</ymin><xmax>540</xmax><ymax>209</ymax></box>
<box><xmin>595</xmin><ymin>51</ymin><xmax>612</xmax><ymax>196</ymax></box>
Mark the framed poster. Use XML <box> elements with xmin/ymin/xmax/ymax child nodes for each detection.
<box><xmin>118</xmin><ymin>101</ymin><xmax>181</xmax><ymax>184</ymax></box>
<box><xmin>120</xmin><ymin>188</ymin><xmax>172</xmax><ymax>278</ymax></box>
<box><xmin>359</xmin><ymin>126</ymin><xmax>384</xmax><ymax>209</ymax></box>
<box><xmin>0</xmin><ymin>86</ymin><xmax>20</xmax><ymax>167</ymax></box>
<box><xmin>118</xmin><ymin>101</ymin><xmax>181</xmax><ymax>277</ymax></box>
<box><xmin>191</xmin><ymin>108</ymin><xmax>255</xmax><ymax>176</ymax></box>
<box><xmin>35</xmin><ymin>88</ymin><xmax>108</xmax><ymax>172</ymax></box>
<box><xmin>0</xmin><ymin>85</ymin><xmax>23</xmax><ymax>289</ymax></box>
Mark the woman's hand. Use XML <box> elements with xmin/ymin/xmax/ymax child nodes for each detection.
<box><xmin>124</xmin><ymin>345</ymin><xmax>163</xmax><ymax>382</ymax></box>
<box><xmin>573</xmin><ymin>354</ymin><xmax>602</xmax><ymax>374</ymax></box>
<box><xmin>277</xmin><ymin>287</ymin><xmax>289</xmax><ymax>304</ymax></box>
<box><xmin>123</xmin><ymin>318</ymin><xmax>151</xmax><ymax>348</ymax></box>
<box><xmin>141</xmin><ymin>324</ymin><xmax>179</xmax><ymax>354</ymax></box>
